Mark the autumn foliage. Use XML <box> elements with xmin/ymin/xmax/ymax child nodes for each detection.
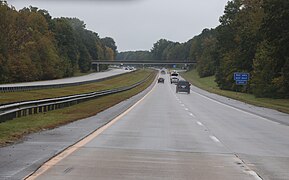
<box><xmin>0</xmin><ymin>2</ymin><xmax>117</xmax><ymax>83</ymax></box>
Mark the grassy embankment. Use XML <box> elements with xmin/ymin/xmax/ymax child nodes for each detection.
<box><xmin>181</xmin><ymin>69</ymin><xmax>289</xmax><ymax>114</ymax></box>
<box><xmin>0</xmin><ymin>69</ymin><xmax>156</xmax><ymax>146</ymax></box>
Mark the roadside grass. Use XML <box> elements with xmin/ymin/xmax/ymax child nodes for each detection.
<box><xmin>181</xmin><ymin>69</ymin><xmax>289</xmax><ymax>114</ymax></box>
<box><xmin>0</xmin><ymin>70</ymin><xmax>95</xmax><ymax>85</ymax></box>
<box><xmin>73</xmin><ymin>70</ymin><xmax>95</xmax><ymax>77</ymax></box>
<box><xmin>0</xmin><ymin>70</ymin><xmax>151</xmax><ymax>104</ymax></box>
<box><xmin>0</xmin><ymin>71</ymin><xmax>156</xmax><ymax>146</ymax></box>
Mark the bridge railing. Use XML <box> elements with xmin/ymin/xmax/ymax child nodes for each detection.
<box><xmin>91</xmin><ymin>60</ymin><xmax>197</xmax><ymax>65</ymax></box>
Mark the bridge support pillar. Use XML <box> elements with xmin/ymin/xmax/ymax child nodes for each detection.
<box><xmin>96</xmin><ymin>64</ymin><xmax>100</xmax><ymax>72</ymax></box>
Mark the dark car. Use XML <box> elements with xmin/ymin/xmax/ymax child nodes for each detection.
<box><xmin>160</xmin><ymin>70</ymin><xmax>166</xmax><ymax>74</ymax></box>
<box><xmin>171</xmin><ymin>72</ymin><xmax>179</xmax><ymax>77</ymax></box>
<box><xmin>176</xmin><ymin>80</ymin><xmax>191</xmax><ymax>94</ymax></box>
<box><xmin>158</xmin><ymin>77</ymin><xmax>165</xmax><ymax>83</ymax></box>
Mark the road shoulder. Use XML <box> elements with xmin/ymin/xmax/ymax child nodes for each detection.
<box><xmin>189</xmin><ymin>83</ymin><xmax>289</xmax><ymax>126</ymax></box>
<box><xmin>0</xmin><ymin>76</ymin><xmax>156</xmax><ymax>180</ymax></box>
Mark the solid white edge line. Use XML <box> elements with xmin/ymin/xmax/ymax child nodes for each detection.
<box><xmin>233</xmin><ymin>157</ymin><xmax>263</xmax><ymax>180</ymax></box>
<box><xmin>247</xmin><ymin>171</ymin><xmax>263</xmax><ymax>180</ymax></box>
<box><xmin>191</xmin><ymin>90</ymin><xmax>280</xmax><ymax>125</ymax></box>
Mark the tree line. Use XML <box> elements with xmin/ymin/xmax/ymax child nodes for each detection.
<box><xmin>116</xmin><ymin>51</ymin><xmax>152</xmax><ymax>61</ymax></box>
<box><xmin>117</xmin><ymin>0</ymin><xmax>289</xmax><ymax>98</ymax></box>
<box><xmin>0</xmin><ymin>1</ymin><xmax>117</xmax><ymax>83</ymax></box>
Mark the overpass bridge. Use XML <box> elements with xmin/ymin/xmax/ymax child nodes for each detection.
<box><xmin>91</xmin><ymin>60</ymin><xmax>197</xmax><ymax>71</ymax></box>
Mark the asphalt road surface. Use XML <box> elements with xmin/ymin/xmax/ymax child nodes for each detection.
<box><xmin>0</xmin><ymin>68</ymin><xmax>128</xmax><ymax>87</ymax></box>
<box><xmin>26</xmin><ymin>73</ymin><xmax>289</xmax><ymax>180</ymax></box>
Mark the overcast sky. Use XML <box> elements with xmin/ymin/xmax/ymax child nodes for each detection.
<box><xmin>9</xmin><ymin>0</ymin><xmax>229</xmax><ymax>52</ymax></box>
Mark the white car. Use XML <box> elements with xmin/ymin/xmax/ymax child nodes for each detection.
<box><xmin>170</xmin><ymin>77</ymin><xmax>179</xmax><ymax>84</ymax></box>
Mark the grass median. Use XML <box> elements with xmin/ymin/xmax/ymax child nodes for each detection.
<box><xmin>0</xmin><ymin>70</ymin><xmax>151</xmax><ymax>104</ymax></box>
<box><xmin>181</xmin><ymin>69</ymin><xmax>289</xmax><ymax>114</ymax></box>
<box><xmin>0</xmin><ymin>70</ymin><xmax>156</xmax><ymax>146</ymax></box>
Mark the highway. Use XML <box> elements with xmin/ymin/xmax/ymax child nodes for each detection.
<box><xmin>25</xmin><ymin>72</ymin><xmax>289</xmax><ymax>180</ymax></box>
<box><xmin>0</xmin><ymin>68</ymin><xmax>128</xmax><ymax>87</ymax></box>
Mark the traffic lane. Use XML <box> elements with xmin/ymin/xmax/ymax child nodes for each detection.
<box><xmin>172</xmin><ymin>81</ymin><xmax>289</xmax><ymax>179</ymax></box>
<box><xmin>36</xmin><ymin>149</ymin><xmax>254</xmax><ymax>180</ymax></box>
<box><xmin>84</xmin><ymin>81</ymin><xmax>227</xmax><ymax>153</ymax></box>
<box><xmin>34</xmin><ymin>78</ymin><xmax>257</xmax><ymax>180</ymax></box>
<box><xmin>177</xmin><ymin>89</ymin><xmax>289</xmax><ymax>156</ymax></box>
<box><xmin>0</xmin><ymin>68</ymin><xmax>128</xmax><ymax>87</ymax></box>
<box><xmin>0</xmin><ymin>75</ymin><xmax>154</xmax><ymax>180</ymax></box>
<box><xmin>189</xmin><ymin>84</ymin><xmax>289</xmax><ymax>126</ymax></box>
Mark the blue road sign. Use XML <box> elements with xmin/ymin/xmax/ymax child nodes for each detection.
<box><xmin>234</xmin><ymin>73</ymin><xmax>249</xmax><ymax>81</ymax></box>
<box><xmin>173</xmin><ymin>64</ymin><xmax>176</xmax><ymax>68</ymax></box>
<box><xmin>234</xmin><ymin>72</ymin><xmax>250</xmax><ymax>85</ymax></box>
<box><xmin>236</xmin><ymin>80</ymin><xmax>248</xmax><ymax>85</ymax></box>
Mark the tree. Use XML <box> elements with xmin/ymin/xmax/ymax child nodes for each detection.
<box><xmin>151</xmin><ymin>39</ymin><xmax>174</xmax><ymax>60</ymax></box>
<box><xmin>188</xmin><ymin>28</ymin><xmax>218</xmax><ymax>77</ymax></box>
<box><xmin>215</xmin><ymin>0</ymin><xmax>264</xmax><ymax>92</ymax></box>
<box><xmin>116</xmin><ymin>51</ymin><xmax>153</xmax><ymax>60</ymax></box>
<box><xmin>104</xmin><ymin>47</ymin><xmax>114</xmax><ymax>60</ymax></box>
<box><xmin>101</xmin><ymin>37</ymin><xmax>117</xmax><ymax>59</ymax></box>
<box><xmin>252</xmin><ymin>0</ymin><xmax>289</xmax><ymax>98</ymax></box>
<box><xmin>52</xmin><ymin>18</ymin><xmax>78</xmax><ymax>76</ymax></box>
<box><xmin>0</xmin><ymin>3</ymin><xmax>117</xmax><ymax>83</ymax></box>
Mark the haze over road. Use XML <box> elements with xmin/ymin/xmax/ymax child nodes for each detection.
<box><xmin>29</xmin><ymin>72</ymin><xmax>289</xmax><ymax>180</ymax></box>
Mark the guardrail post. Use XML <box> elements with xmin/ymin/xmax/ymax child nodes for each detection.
<box><xmin>13</xmin><ymin>112</ymin><xmax>16</xmax><ymax>119</ymax></box>
<box><xmin>16</xmin><ymin>111</ymin><xmax>21</xmax><ymax>118</ymax></box>
<box><xmin>28</xmin><ymin>108</ymin><xmax>33</xmax><ymax>115</ymax></box>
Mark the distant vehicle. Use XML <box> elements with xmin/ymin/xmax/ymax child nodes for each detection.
<box><xmin>160</xmin><ymin>70</ymin><xmax>166</xmax><ymax>74</ymax></box>
<box><xmin>158</xmin><ymin>77</ymin><xmax>165</xmax><ymax>83</ymax></box>
<box><xmin>124</xmin><ymin>67</ymin><xmax>129</xmax><ymax>70</ymax></box>
<box><xmin>129</xmin><ymin>67</ymin><xmax>134</xmax><ymax>70</ymax></box>
<box><xmin>170</xmin><ymin>76</ymin><xmax>179</xmax><ymax>84</ymax></box>
<box><xmin>176</xmin><ymin>80</ymin><xmax>191</xmax><ymax>94</ymax></box>
<box><xmin>171</xmin><ymin>72</ymin><xmax>179</xmax><ymax>77</ymax></box>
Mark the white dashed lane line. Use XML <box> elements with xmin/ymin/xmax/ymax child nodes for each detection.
<box><xmin>176</xmin><ymin>86</ymin><xmax>223</xmax><ymax>146</ymax></box>
<box><xmin>197</xmin><ymin>121</ymin><xmax>204</xmax><ymax>126</ymax></box>
<box><xmin>189</xmin><ymin>113</ymin><xmax>196</xmax><ymax>118</ymax></box>
<box><xmin>209</xmin><ymin>135</ymin><xmax>221</xmax><ymax>143</ymax></box>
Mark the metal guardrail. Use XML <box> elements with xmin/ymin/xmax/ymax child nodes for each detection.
<box><xmin>0</xmin><ymin>71</ymin><xmax>133</xmax><ymax>93</ymax></box>
<box><xmin>0</xmin><ymin>72</ymin><xmax>154</xmax><ymax>123</ymax></box>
